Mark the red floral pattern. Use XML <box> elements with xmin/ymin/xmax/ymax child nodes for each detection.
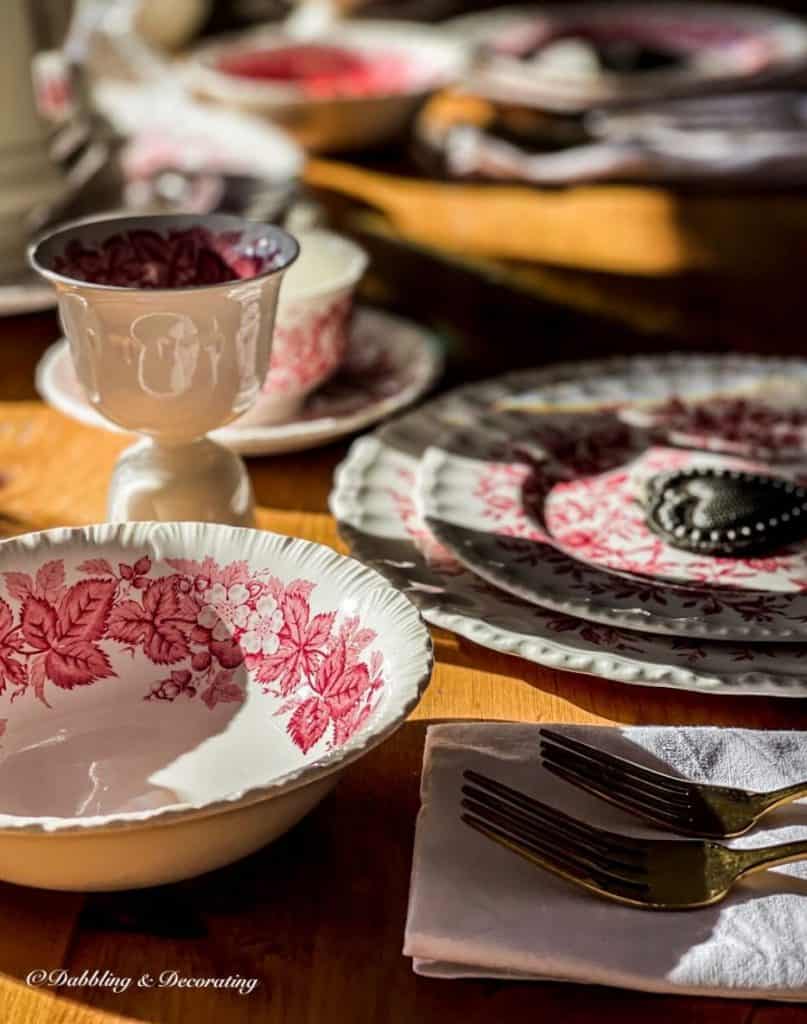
<box><xmin>388</xmin><ymin>467</ymin><xmax>465</xmax><ymax>576</ymax></box>
<box><xmin>264</xmin><ymin>295</ymin><xmax>351</xmax><ymax>396</ymax></box>
<box><xmin>0</xmin><ymin>556</ymin><xmax>385</xmax><ymax>754</ymax></box>
<box><xmin>475</xmin><ymin>462</ymin><xmax>548</xmax><ymax>542</ymax></box>
<box><xmin>459</xmin><ymin>453</ymin><xmax>799</xmax><ymax>630</ymax></box>
<box><xmin>621</xmin><ymin>395</ymin><xmax>807</xmax><ymax>461</ymax></box>
<box><xmin>543</xmin><ymin>446</ymin><xmax>807</xmax><ymax>589</ymax></box>
<box><xmin>52</xmin><ymin>227</ymin><xmax>280</xmax><ymax>288</ymax></box>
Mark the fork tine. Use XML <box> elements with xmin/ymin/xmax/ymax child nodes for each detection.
<box><xmin>461</xmin><ymin>785</ymin><xmax>646</xmax><ymax>868</ymax></box>
<box><xmin>541</xmin><ymin>744</ymin><xmax>694</xmax><ymax>814</ymax></box>
<box><xmin>463</xmin><ymin>770</ymin><xmax>649</xmax><ymax>857</ymax></box>
<box><xmin>461</xmin><ymin>793</ymin><xmax>648</xmax><ymax>881</ymax></box>
<box><xmin>461</xmin><ymin>813</ymin><xmax>651</xmax><ymax>904</ymax></box>
<box><xmin>540</xmin><ymin>729</ymin><xmax>694</xmax><ymax>797</ymax></box>
<box><xmin>540</xmin><ymin>746</ymin><xmax>694</xmax><ymax>815</ymax></box>
<box><xmin>542</xmin><ymin>761</ymin><xmax>693</xmax><ymax>831</ymax></box>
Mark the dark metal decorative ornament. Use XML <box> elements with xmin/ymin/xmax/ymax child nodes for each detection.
<box><xmin>644</xmin><ymin>468</ymin><xmax>807</xmax><ymax>557</ymax></box>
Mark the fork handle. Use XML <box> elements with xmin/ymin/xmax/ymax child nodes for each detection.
<box><xmin>757</xmin><ymin>781</ymin><xmax>807</xmax><ymax>813</ymax></box>
<box><xmin>734</xmin><ymin>839</ymin><xmax>807</xmax><ymax>877</ymax></box>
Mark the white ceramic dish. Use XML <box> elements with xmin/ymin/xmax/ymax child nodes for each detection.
<box><xmin>36</xmin><ymin>307</ymin><xmax>444</xmax><ymax>457</ymax></box>
<box><xmin>185</xmin><ymin>22</ymin><xmax>470</xmax><ymax>152</ymax></box>
<box><xmin>244</xmin><ymin>229</ymin><xmax>369</xmax><ymax>426</ymax></box>
<box><xmin>0</xmin><ymin>521</ymin><xmax>431</xmax><ymax>890</ymax></box>
<box><xmin>331</xmin><ymin>434</ymin><xmax>807</xmax><ymax>697</ymax></box>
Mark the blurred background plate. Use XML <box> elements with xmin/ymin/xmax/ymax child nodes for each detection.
<box><xmin>448</xmin><ymin>2</ymin><xmax>807</xmax><ymax>111</ymax></box>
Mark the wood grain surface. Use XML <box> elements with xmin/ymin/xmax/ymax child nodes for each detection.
<box><xmin>1</xmin><ymin>312</ymin><xmax>806</xmax><ymax>1024</ymax></box>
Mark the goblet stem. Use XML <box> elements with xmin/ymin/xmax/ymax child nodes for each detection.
<box><xmin>107</xmin><ymin>436</ymin><xmax>255</xmax><ymax>527</ymax></box>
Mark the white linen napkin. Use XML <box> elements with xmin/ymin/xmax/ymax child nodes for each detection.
<box><xmin>404</xmin><ymin>723</ymin><xmax>807</xmax><ymax>1000</ymax></box>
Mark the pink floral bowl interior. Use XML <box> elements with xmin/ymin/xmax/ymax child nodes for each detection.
<box><xmin>0</xmin><ymin>523</ymin><xmax>431</xmax><ymax>890</ymax></box>
<box><xmin>189</xmin><ymin>23</ymin><xmax>468</xmax><ymax>105</ymax></box>
<box><xmin>30</xmin><ymin>216</ymin><xmax>294</xmax><ymax>290</ymax></box>
<box><xmin>186</xmin><ymin>23</ymin><xmax>470</xmax><ymax>152</ymax></box>
<box><xmin>237</xmin><ymin>229</ymin><xmax>369</xmax><ymax>426</ymax></box>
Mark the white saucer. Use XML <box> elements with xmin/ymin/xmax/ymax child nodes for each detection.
<box><xmin>0</xmin><ymin>270</ymin><xmax>56</xmax><ymax>317</ymax></box>
<box><xmin>35</xmin><ymin>307</ymin><xmax>443</xmax><ymax>457</ymax></box>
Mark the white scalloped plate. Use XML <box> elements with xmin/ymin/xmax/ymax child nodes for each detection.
<box><xmin>36</xmin><ymin>307</ymin><xmax>443</xmax><ymax>456</ymax></box>
<box><xmin>331</xmin><ymin>434</ymin><xmax>807</xmax><ymax>696</ymax></box>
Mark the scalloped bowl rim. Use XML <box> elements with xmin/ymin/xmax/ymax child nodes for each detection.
<box><xmin>0</xmin><ymin>523</ymin><xmax>433</xmax><ymax>835</ymax></box>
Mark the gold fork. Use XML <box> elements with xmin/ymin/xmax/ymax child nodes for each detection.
<box><xmin>461</xmin><ymin>769</ymin><xmax>807</xmax><ymax>910</ymax></box>
<box><xmin>539</xmin><ymin>728</ymin><xmax>807</xmax><ymax>839</ymax></box>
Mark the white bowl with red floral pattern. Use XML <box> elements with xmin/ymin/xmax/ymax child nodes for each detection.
<box><xmin>237</xmin><ymin>229</ymin><xmax>369</xmax><ymax>427</ymax></box>
<box><xmin>0</xmin><ymin>522</ymin><xmax>431</xmax><ymax>890</ymax></box>
<box><xmin>186</xmin><ymin>22</ymin><xmax>470</xmax><ymax>152</ymax></box>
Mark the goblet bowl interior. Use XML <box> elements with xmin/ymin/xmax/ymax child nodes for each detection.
<box><xmin>30</xmin><ymin>213</ymin><xmax>299</xmax><ymax>292</ymax></box>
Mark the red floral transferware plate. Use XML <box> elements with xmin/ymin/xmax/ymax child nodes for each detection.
<box><xmin>420</xmin><ymin>436</ymin><xmax>807</xmax><ymax>642</ymax></box>
<box><xmin>543</xmin><ymin>445</ymin><xmax>807</xmax><ymax>591</ymax></box>
<box><xmin>0</xmin><ymin>521</ymin><xmax>430</xmax><ymax>833</ymax></box>
<box><xmin>411</xmin><ymin>354</ymin><xmax>807</xmax><ymax>640</ymax></box>
<box><xmin>332</xmin><ymin>433</ymin><xmax>807</xmax><ymax>696</ymax></box>
<box><xmin>36</xmin><ymin>308</ymin><xmax>443</xmax><ymax>457</ymax></box>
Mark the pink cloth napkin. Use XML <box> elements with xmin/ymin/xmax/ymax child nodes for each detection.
<box><xmin>404</xmin><ymin>723</ymin><xmax>807</xmax><ymax>1000</ymax></box>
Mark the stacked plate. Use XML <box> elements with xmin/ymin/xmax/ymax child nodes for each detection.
<box><xmin>331</xmin><ymin>353</ymin><xmax>807</xmax><ymax>698</ymax></box>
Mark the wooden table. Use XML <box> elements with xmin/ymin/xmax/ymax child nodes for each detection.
<box><xmin>2</xmin><ymin>308</ymin><xmax>807</xmax><ymax>1024</ymax></box>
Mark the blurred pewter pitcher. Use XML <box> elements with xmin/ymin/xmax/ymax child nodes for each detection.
<box><xmin>0</xmin><ymin>0</ymin><xmax>65</xmax><ymax>277</ymax></box>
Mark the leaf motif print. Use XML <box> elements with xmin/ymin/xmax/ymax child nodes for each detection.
<box><xmin>21</xmin><ymin>597</ymin><xmax>59</xmax><ymax>652</ymax></box>
<box><xmin>77</xmin><ymin>558</ymin><xmax>115</xmax><ymax>576</ymax></box>
<box><xmin>4</xmin><ymin>572</ymin><xmax>33</xmax><ymax>602</ymax></box>
<box><xmin>57</xmin><ymin>579</ymin><xmax>116</xmax><ymax>646</ymax></box>
<box><xmin>28</xmin><ymin>654</ymin><xmax>49</xmax><ymax>707</ymax></box>
<box><xmin>36</xmin><ymin>561</ymin><xmax>66</xmax><ymax>604</ymax></box>
<box><xmin>110</xmin><ymin>576</ymin><xmax>199</xmax><ymax>664</ymax></box>
<box><xmin>47</xmin><ymin>642</ymin><xmax>113</xmax><ymax>689</ymax></box>
<box><xmin>256</xmin><ymin>587</ymin><xmax>334</xmax><ymax>695</ymax></box>
<box><xmin>0</xmin><ymin>598</ymin><xmax>25</xmax><ymax>696</ymax></box>
<box><xmin>107</xmin><ymin>601</ymin><xmax>151</xmax><ymax>645</ymax></box>
<box><xmin>21</xmin><ymin>581</ymin><xmax>117</xmax><ymax>691</ymax></box>
<box><xmin>323</xmin><ymin>661</ymin><xmax>372</xmax><ymax>718</ymax></box>
<box><xmin>287</xmin><ymin>697</ymin><xmax>330</xmax><ymax>754</ymax></box>
<box><xmin>201</xmin><ymin>669</ymin><xmax>245</xmax><ymax>709</ymax></box>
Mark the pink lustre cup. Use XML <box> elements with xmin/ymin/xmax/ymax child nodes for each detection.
<box><xmin>29</xmin><ymin>213</ymin><xmax>299</xmax><ymax>527</ymax></box>
<box><xmin>236</xmin><ymin>228</ymin><xmax>368</xmax><ymax>427</ymax></box>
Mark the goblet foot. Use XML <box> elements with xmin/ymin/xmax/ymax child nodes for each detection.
<box><xmin>108</xmin><ymin>437</ymin><xmax>255</xmax><ymax>527</ymax></box>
